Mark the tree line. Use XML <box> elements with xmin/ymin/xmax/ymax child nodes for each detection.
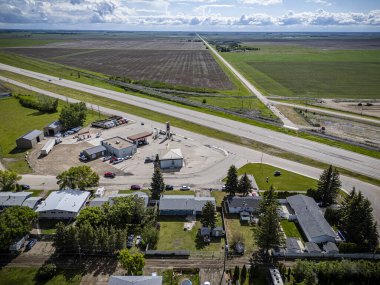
<box><xmin>225</xmin><ymin>165</ymin><xmax>252</xmax><ymax>196</ymax></box>
<box><xmin>16</xmin><ymin>94</ymin><xmax>58</xmax><ymax>113</ymax></box>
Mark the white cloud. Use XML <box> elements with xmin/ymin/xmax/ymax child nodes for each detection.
<box><xmin>306</xmin><ymin>0</ymin><xmax>332</xmax><ymax>7</ymax></box>
<box><xmin>238</xmin><ymin>0</ymin><xmax>282</xmax><ymax>5</ymax></box>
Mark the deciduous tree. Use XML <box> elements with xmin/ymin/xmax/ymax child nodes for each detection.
<box><xmin>118</xmin><ymin>249</ymin><xmax>145</xmax><ymax>275</ymax></box>
<box><xmin>56</xmin><ymin>165</ymin><xmax>99</xmax><ymax>190</ymax></box>
<box><xmin>59</xmin><ymin>102</ymin><xmax>87</xmax><ymax>130</ymax></box>
<box><xmin>0</xmin><ymin>170</ymin><xmax>21</xmax><ymax>191</ymax></box>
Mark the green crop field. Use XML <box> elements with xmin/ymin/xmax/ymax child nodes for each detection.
<box><xmin>222</xmin><ymin>45</ymin><xmax>380</xmax><ymax>99</ymax></box>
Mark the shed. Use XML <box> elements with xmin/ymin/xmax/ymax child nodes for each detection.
<box><xmin>159</xmin><ymin>148</ymin><xmax>183</xmax><ymax>169</ymax></box>
<box><xmin>16</xmin><ymin>130</ymin><xmax>44</xmax><ymax>149</ymax></box>
<box><xmin>43</xmin><ymin>120</ymin><xmax>62</xmax><ymax>136</ymax></box>
<box><xmin>83</xmin><ymin>145</ymin><xmax>107</xmax><ymax>160</ymax></box>
<box><xmin>305</xmin><ymin>242</ymin><xmax>322</xmax><ymax>253</ymax></box>
<box><xmin>101</xmin><ymin>136</ymin><xmax>136</xmax><ymax>158</ymax></box>
<box><xmin>212</xmin><ymin>226</ymin><xmax>225</xmax><ymax>237</ymax></box>
<box><xmin>286</xmin><ymin>237</ymin><xmax>303</xmax><ymax>253</ymax></box>
<box><xmin>200</xmin><ymin>227</ymin><xmax>211</xmax><ymax>243</ymax></box>
<box><xmin>323</xmin><ymin>242</ymin><xmax>339</xmax><ymax>254</ymax></box>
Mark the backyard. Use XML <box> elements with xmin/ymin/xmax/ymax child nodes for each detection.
<box><xmin>224</xmin><ymin>214</ymin><xmax>257</xmax><ymax>254</ymax></box>
<box><xmin>156</xmin><ymin>216</ymin><xmax>224</xmax><ymax>253</ymax></box>
<box><xmin>280</xmin><ymin>220</ymin><xmax>304</xmax><ymax>241</ymax></box>
<box><xmin>237</xmin><ymin>163</ymin><xmax>318</xmax><ymax>191</ymax></box>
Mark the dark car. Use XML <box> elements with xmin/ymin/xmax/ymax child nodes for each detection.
<box><xmin>127</xmin><ymin>234</ymin><xmax>134</xmax><ymax>248</ymax></box>
<box><xmin>21</xmin><ymin>184</ymin><xmax>31</xmax><ymax>190</ymax></box>
<box><xmin>104</xmin><ymin>172</ymin><xmax>116</xmax><ymax>178</ymax></box>
<box><xmin>26</xmin><ymin>239</ymin><xmax>37</xmax><ymax>250</ymax></box>
<box><xmin>144</xmin><ymin>157</ymin><xmax>153</xmax><ymax>163</ymax></box>
<box><xmin>130</xmin><ymin>185</ymin><xmax>141</xmax><ymax>190</ymax></box>
<box><xmin>274</xmin><ymin>171</ymin><xmax>281</xmax><ymax>176</ymax></box>
<box><xmin>165</xmin><ymin>185</ymin><xmax>174</xmax><ymax>190</ymax></box>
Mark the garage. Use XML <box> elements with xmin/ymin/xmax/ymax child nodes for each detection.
<box><xmin>159</xmin><ymin>148</ymin><xmax>183</xmax><ymax>169</ymax></box>
<box><xmin>16</xmin><ymin>130</ymin><xmax>44</xmax><ymax>149</ymax></box>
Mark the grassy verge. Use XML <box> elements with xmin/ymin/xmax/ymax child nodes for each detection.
<box><xmin>0</xmin><ymin>83</ymin><xmax>104</xmax><ymax>173</ymax></box>
<box><xmin>1</xmin><ymin>53</ymin><xmax>380</xmax><ymax>160</ymax></box>
<box><xmin>0</xmin><ymin>267</ymin><xmax>82</xmax><ymax>285</ymax></box>
<box><xmin>1</xmin><ymin>71</ymin><xmax>379</xmax><ymax>187</ymax></box>
<box><xmin>237</xmin><ymin>163</ymin><xmax>318</xmax><ymax>191</ymax></box>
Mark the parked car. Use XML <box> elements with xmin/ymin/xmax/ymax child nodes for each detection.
<box><xmin>112</xmin><ymin>158</ymin><xmax>124</xmax><ymax>165</ymax></box>
<box><xmin>181</xmin><ymin>185</ymin><xmax>191</xmax><ymax>191</ymax></box>
<box><xmin>165</xmin><ymin>185</ymin><xmax>174</xmax><ymax>190</ymax></box>
<box><xmin>102</xmin><ymin>156</ymin><xmax>112</xmax><ymax>162</ymax></box>
<box><xmin>221</xmin><ymin>185</ymin><xmax>226</xmax><ymax>191</ymax></box>
<box><xmin>130</xmin><ymin>185</ymin><xmax>141</xmax><ymax>190</ymax></box>
<box><xmin>26</xmin><ymin>238</ymin><xmax>37</xmax><ymax>250</ymax></box>
<box><xmin>144</xmin><ymin>157</ymin><xmax>153</xmax><ymax>163</ymax></box>
<box><xmin>109</xmin><ymin>157</ymin><xmax>117</xmax><ymax>163</ymax></box>
<box><xmin>124</xmin><ymin>155</ymin><xmax>132</xmax><ymax>160</ymax></box>
<box><xmin>104</xmin><ymin>172</ymin><xmax>116</xmax><ymax>178</ymax></box>
<box><xmin>79</xmin><ymin>155</ymin><xmax>87</xmax><ymax>161</ymax></box>
<box><xmin>274</xmin><ymin>170</ymin><xmax>282</xmax><ymax>176</ymax></box>
<box><xmin>21</xmin><ymin>184</ymin><xmax>30</xmax><ymax>190</ymax></box>
<box><xmin>127</xmin><ymin>234</ymin><xmax>134</xmax><ymax>248</ymax></box>
<box><xmin>135</xmin><ymin>235</ymin><xmax>142</xmax><ymax>246</ymax></box>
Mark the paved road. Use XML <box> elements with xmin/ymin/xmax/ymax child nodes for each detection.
<box><xmin>197</xmin><ymin>34</ymin><xmax>298</xmax><ymax>130</ymax></box>
<box><xmin>271</xmin><ymin>100</ymin><xmax>380</xmax><ymax>125</ymax></box>
<box><xmin>1</xmin><ymin>65</ymin><xmax>379</xmax><ymax>181</ymax></box>
<box><xmin>3</xmin><ymin>76</ymin><xmax>379</xmax><ymax>225</ymax></box>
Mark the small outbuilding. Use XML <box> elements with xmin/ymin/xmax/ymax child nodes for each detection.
<box><xmin>212</xmin><ymin>226</ymin><xmax>225</xmax><ymax>238</ymax></box>
<box><xmin>200</xmin><ymin>227</ymin><xmax>211</xmax><ymax>243</ymax></box>
<box><xmin>22</xmin><ymin>197</ymin><xmax>43</xmax><ymax>210</ymax></box>
<box><xmin>82</xmin><ymin>145</ymin><xmax>107</xmax><ymax>160</ymax></box>
<box><xmin>323</xmin><ymin>242</ymin><xmax>339</xmax><ymax>254</ymax></box>
<box><xmin>286</xmin><ymin>237</ymin><xmax>303</xmax><ymax>253</ymax></box>
<box><xmin>16</xmin><ymin>130</ymin><xmax>44</xmax><ymax>149</ymax></box>
<box><xmin>101</xmin><ymin>136</ymin><xmax>136</xmax><ymax>158</ymax></box>
<box><xmin>158</xmin><ymin>148</ymin><xmax>183</xmax><ymax>169</ymax></box>
<box><xmin>43</xmin><ymin>120</ymin><xmax>62</xmax><ymax>136</ymax></box>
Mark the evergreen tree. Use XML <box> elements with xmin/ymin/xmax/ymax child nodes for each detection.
<box><xmin>240</xmin><ymin>265</ymin><xmax>247</xmax><ymax>285</ymax></box>
<box><xmin>254</xmin><ymin>203</ymin><xmax>283</xmax><ymax>254</ymax></box>
<box><xmin>200</xmin><ymin>201</ymin><xmax>216</xmax><ymax>228</ymax></box>
<box><xmin>233</xmin><ymin>266</ymin><xmax>240</xmax><ymax>283</ymax></box>
<box><xmin>248</xmin><ymin>265</ymin><xmax>255</xmax><ymax>285</ymax></box>
<box><xmin>260</xmin><ymin>186</ymin><xmax>277</xmax><ymax>214</ymax></box>
<box><xmin>225</xmin><ymin>165</ymin><xmax>238</xmax><ymax>196</ymax></box>
<box><xmin>315</xmin><ymin>165</ymin><xmax>341</xmax><ymax>206</ymax></box>
<box><xmin>150</xmin><ymin>166</ymin><xmax>165</xmax><ymax>200</ymax></box>
<box><xmin>238</xmin><ymin>173</ymin><xmax>252</xmax><ymax>196</ymax></box>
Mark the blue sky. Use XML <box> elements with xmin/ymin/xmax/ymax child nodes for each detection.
<box><xmin>0</xmin><ymin>0</ymin><xmax>379</xmax><ymax>31</ymax></box>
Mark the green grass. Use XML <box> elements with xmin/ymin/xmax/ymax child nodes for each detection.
<box><xmin>156</xmin><ymin>216</ymin><xmax>224</xmax><ymax>252</ymax></box>
<box><xmin>222</xmin><ymin>45</ymin><xmax>380</xmax><ymax>99</ymax></box>
<box><xmin>0</xmin><ymin>267</ymin><xmax>82</xmax><ymax>285</ymax></box>
<box><xmin>162</xmin><ymin>269</ymin><xmax>199</xmax><ymax>285</ymax></box>
<box><xmin>0</xmin><ymin>39</ymin><xmax>57</xmax><ymax>48</ymax></box>
<box><xmin>280</xmin><ymin>220</ymin><xmax>303</xmax><ymax>240</ymax></box>
<box><xmin>1</xmin><ymin>70</ymin><xmax>380</xmax><ymax>187</ymax></box>
<box><xmin>0</xmin><ymin>83</ymin><xmax>105</xmax><ymax>173</ymax></box>
<box><xmin>211</xmin><ymin>191</ymin><xmax>227</xmax><ymax>206</ymax></box>
<box><xmin>224</xmin><ymin>216</ymin><xmax>256</xmax><ymax>254</ymax></box>
<box><xmin>164</xmin><ymin>190</ymin><xmax>195</xmax><ymax>195</ymax></box>
<box><xmin>38</xmin><ymin>219</ymin><xmax>72</xmax><ymax>235</ymax></box>
<box><xmin>118</xmin><ymin>189</ymin><xmax>151</xmax><ymax>195</ymax></box>
<box><xmin>237</xmin><ymin>163</ymin><xmax>318</xmax><ymax>191</ymax></box>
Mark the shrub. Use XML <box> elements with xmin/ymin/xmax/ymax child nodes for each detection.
<box><xmin>37</xmin><ymin>264</ymin><xmax>57</xmax><ymax>280</ymax></box>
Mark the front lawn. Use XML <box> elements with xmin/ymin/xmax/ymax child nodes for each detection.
<box><xmin>0</xmin><ymin>267</ymin><xmax>82</xmax><ymax>285</ymax></box>
<box><xmin>224</xmin><ymin>215</ymin><xmax>257</xmax><ymax>254</ymax></box>
<box><xmin>156</xmin><ymin>216</ymin><xmax>224</xmax><ymax>252</ymax></box>
<box><xmin>237</xmin><ymin>163</ymin><xmax>318</xmax><ymax>191</ymax></box>
<box><xmin>164</xmin><ymin>190</ymin><xmax>195</xmax><ymax>195</ymax></box>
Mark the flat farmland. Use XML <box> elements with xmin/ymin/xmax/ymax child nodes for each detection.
<box><xmin>221</xmin><ymin>45</ymin><xmax>380</xmax><ymax>99</ymax></box>
<box><xmin>6</xmin><ymin>48</ymin><xmax>234</xmax><ymax>90</ymax></box>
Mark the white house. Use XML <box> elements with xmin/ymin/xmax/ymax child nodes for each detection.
<box><xmin>35</xmin><ymin>189</ymin><xmax>90</xmax><ymax>219</ymax></box>
<box><xmin>158</xmin><ymin>148</ymin><xmax>183</xmax><ymax>169</ymax></box>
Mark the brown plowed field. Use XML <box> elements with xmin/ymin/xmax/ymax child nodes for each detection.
<box><xmin>6</xmin><ymin>47</ymin><xmax>234</xmax><ymax>90</ymax></box>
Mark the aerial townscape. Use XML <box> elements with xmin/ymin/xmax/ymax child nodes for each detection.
<box><xmin>1</xmin><ymin>1</ymin><xmax>380</xmax><ymax>285</ymax></box>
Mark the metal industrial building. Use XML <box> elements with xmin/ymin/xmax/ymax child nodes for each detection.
<box><xmin>101</xmin><ymin>136</ymin><xmax>136</xmax><ymax>158</ymax></box>
<box><xmin>16</xmin><ymin>130</ymin><xmax>44</xmax><ymax>149</ymax></box>
<box><xmin>158</xmin><ymin>148</ymin><xmax>183</xmax><ymax>169</ymax></box>
<box><xmin>82</xmin><ymin>145</ymin><xmax>107</xmax><ymax>160</ymax></box>
<box><xmin>43</xmin><ymin>120</ymin><xmax>62</xmax><ymax>136</ymax></box>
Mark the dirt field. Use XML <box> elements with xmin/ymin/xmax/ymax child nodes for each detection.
<box><xmin>316</xmin><ymin>99</ymin><xmax>380</xmax><ymax>118</ymax></box>
<box><xmin>5</xmin><ymin>46</ymin><xmax>234</xmax><ymax>90</ymax></box>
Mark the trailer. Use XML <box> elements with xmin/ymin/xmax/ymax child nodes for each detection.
<box><xmin>41</xmin><ymin>139</ymin><xmax>55</xmax><ymax>156</ymax></box>
<box><xmin>9</xmin><ymin>234</ymin><xmax>29</xmax><ymax>254</ymax></box>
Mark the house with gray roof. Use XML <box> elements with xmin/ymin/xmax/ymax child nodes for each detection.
<box><xmin>16</xmin><ymin>130</ymin><xmax>44</xmax><ymax>149</ymax></box>
<box><xmin>22</xmin><ymin>197</ymin><xmax>43</xmax><ymax>210</ymax></box>
<box><xmin>159</xmin><ymin>195</ymin><xmax>215</xmax><ymax>216</ymax></box>
<box><xmin>305</xmin><ymin>242</ymin><xmax>322</xmax><ymax>253</ymax></box>
<box><xmin>286</xmin><ymin>237</ymin><xmax>303</xmax><ymax>253</ymax></box>
<box><xmin>108</xmin><ymin>276</ymin><xmax>162</xmax><ymax>285</ymax></box>
<box><xmin>0</xmin><ymin>192</ymin><xmax>33</xmax><ymax>210</ymax></box>
<box><xmin>89</xmin><ymin>192</ymin><xmax>149</xmax><ymax>207</ymax></box>
<box><xmin>227</xmin><ymin>196</ymin><xmax>262</xmax><ymax>214</ymax></box>
<box><xmin>82</xmin><ymin>145</ymin><xmax>107</xmax><ymax>160</ymax></box>
<box><xmin>287</xmin><ymin>194</ymin><xmax>336</xmax><ymax>244</ymax></box>
<box><xmin>36</xmin><ymin>189</ymin><xmax>90</xmax><ymax>219</ymax></box>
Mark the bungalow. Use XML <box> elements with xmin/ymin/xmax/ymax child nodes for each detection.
<box><xmin>159</xmin><ymin>195</ymin><xmax>215</xmax><ymax>216</ymax></box>
<box><xmin>227</xmin><ymin>196</ymin><xmax>261</xmax><ymax>214</ymax></box>
<box><xmin>287</xmin><ymin>195</ymin><xmax>336</xmax><ymax>244</ymax></box>
<box><xmin>35</xmin><ymin>189</ymin><xmax>90</xmax><ymax>219</ymax></box>
<box><xmin>108</xmin><ymin>276</ymin><xmax>162</xmax><ymax>285</ymax></box>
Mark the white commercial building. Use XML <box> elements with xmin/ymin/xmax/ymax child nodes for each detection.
<box><xmin>101</xmin><ymin>136</ymin><xmax>136</xmax><ymax>158</ymax></box>
<box><xmin>158</xmin><ymin>148</ymin><xmax>183</xmax><ymax>169</ymax></box>
<box><xmin>36</xmin><ymin>189</ymin><xmax>90</xmax><ymax>219</ymax></box>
